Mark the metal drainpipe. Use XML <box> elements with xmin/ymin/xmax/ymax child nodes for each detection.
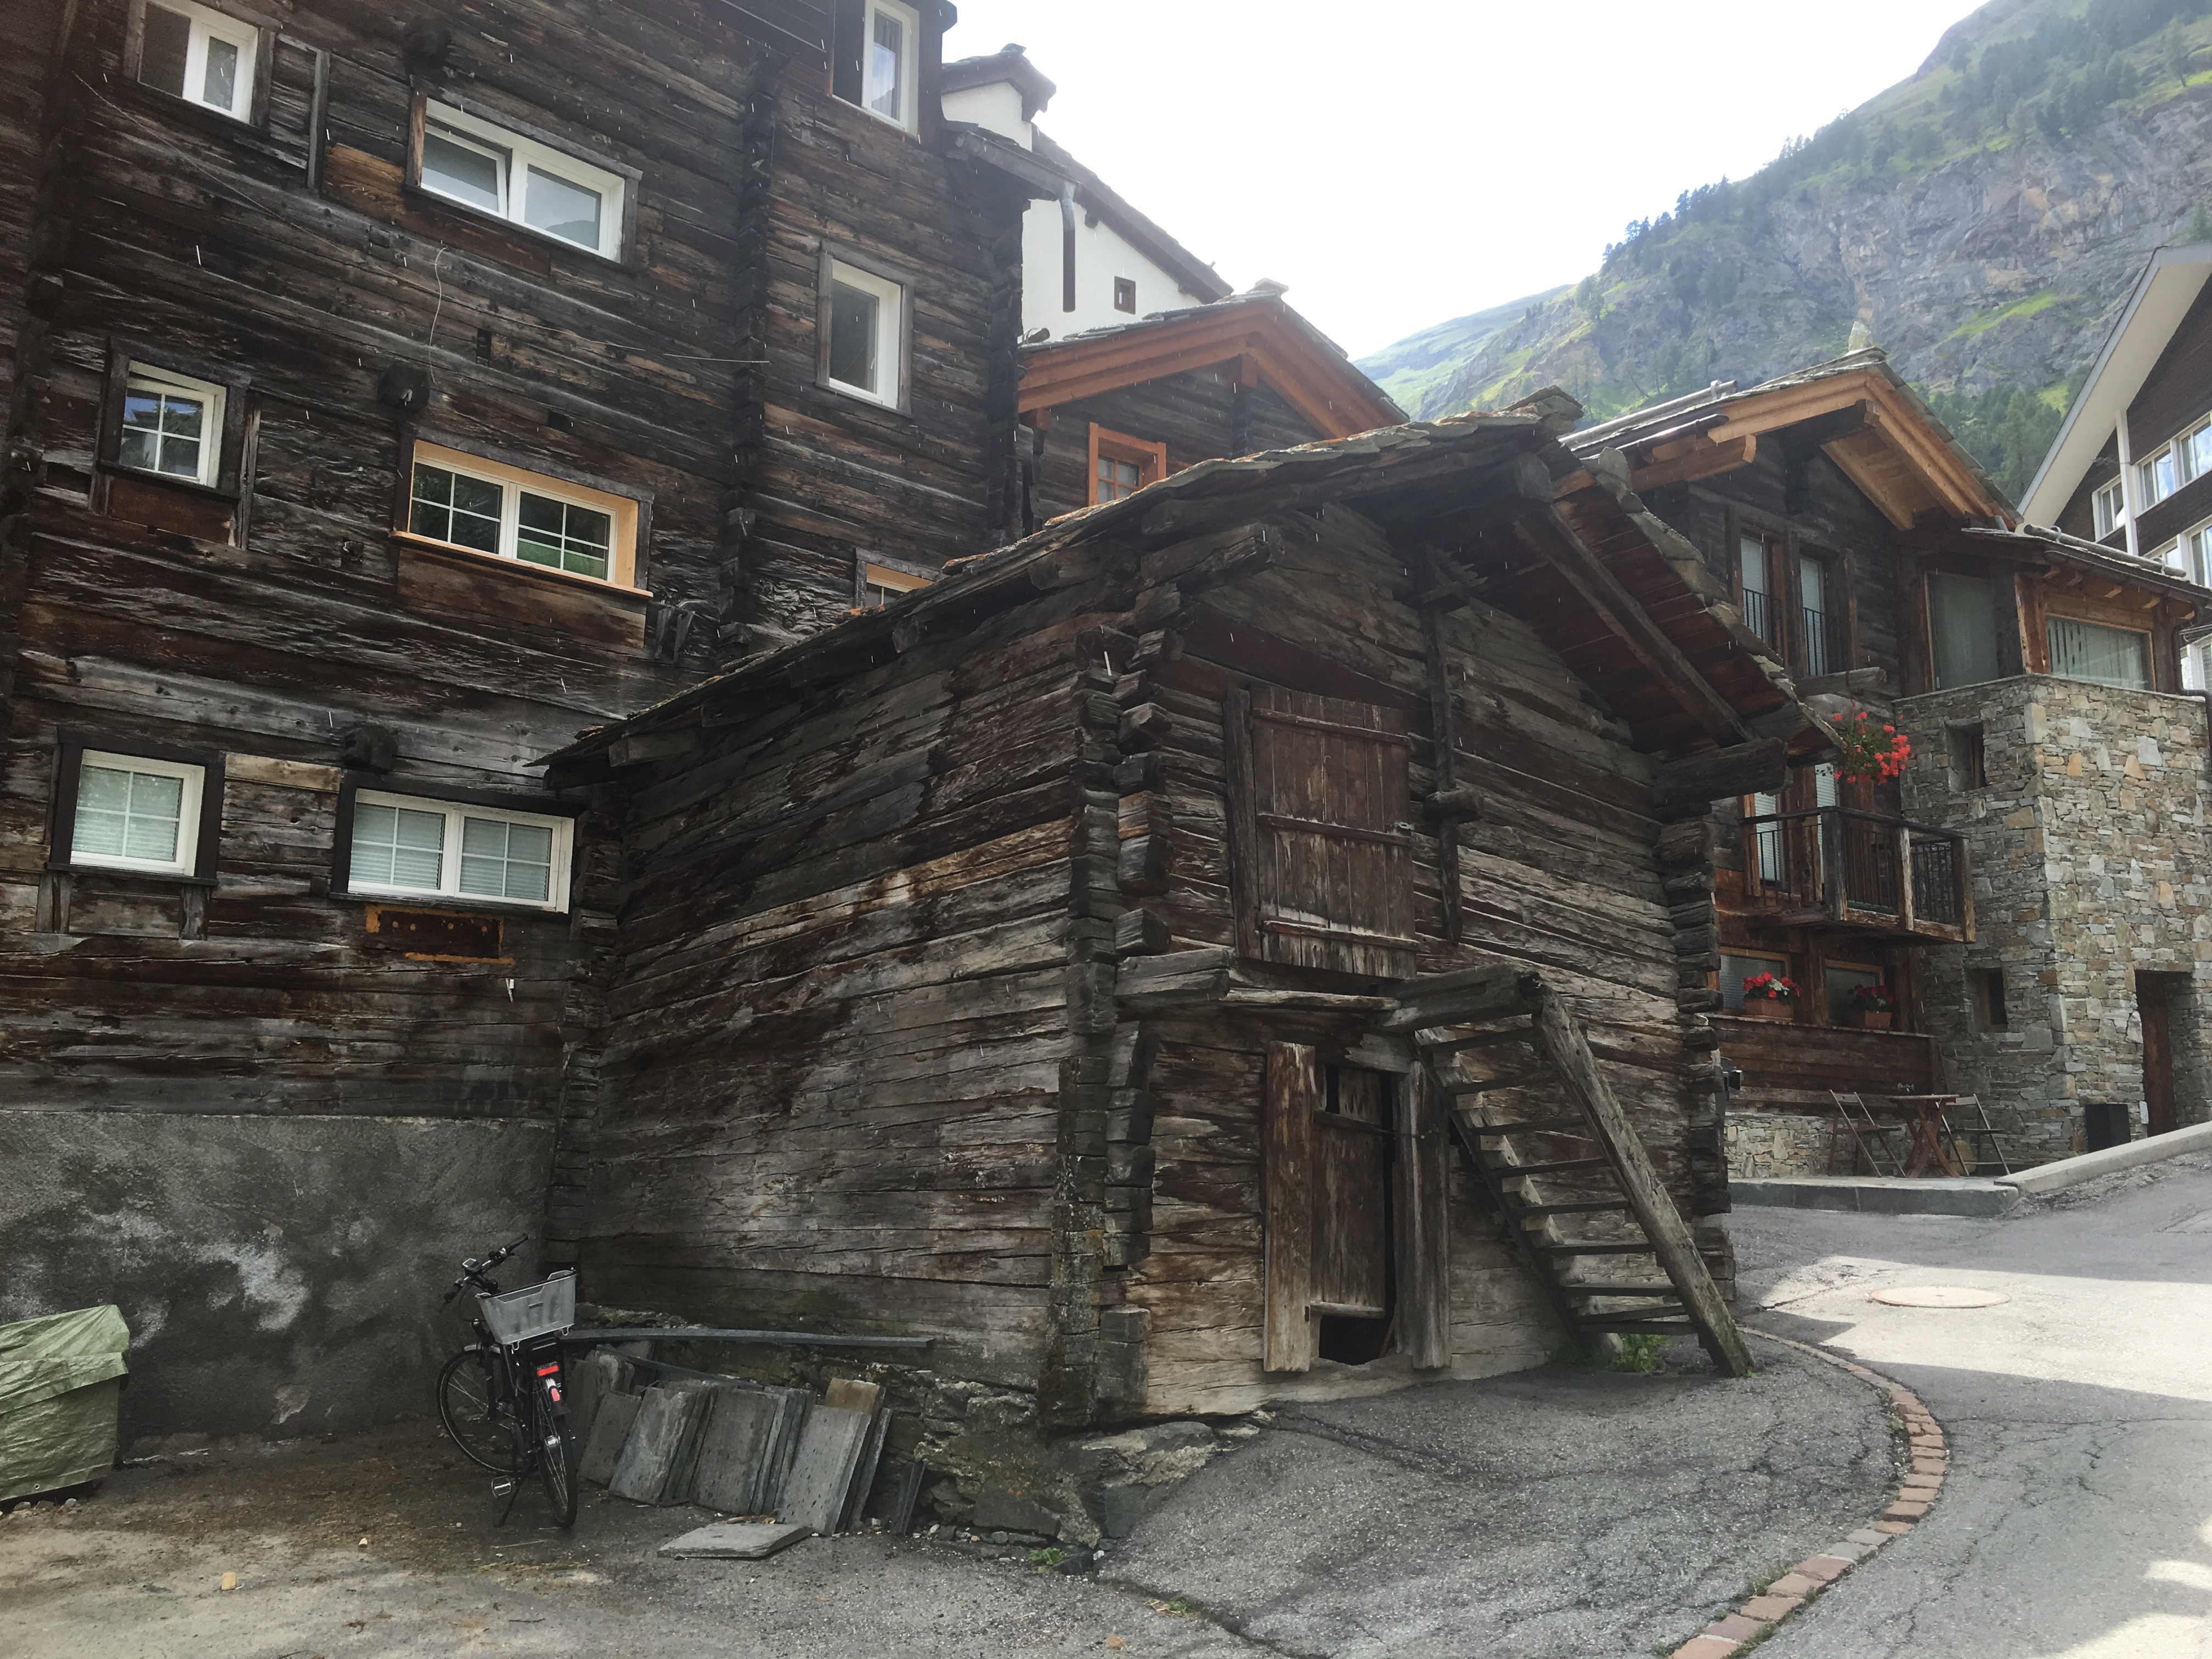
<box><xmin>1059</xmin><ymin>183</ymin><xmax>1077</xmax><ymax>313</ymax></box>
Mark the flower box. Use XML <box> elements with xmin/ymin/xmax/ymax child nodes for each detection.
<box><xmin>1740</xmin><ymin>998</ymin><xmax>1796</xmax><ymax>1022</ymax></box>
<box><xmin>1849</xmin><ymin>1010</ymin><xmax>1894</xmax><ymax>1030</ymax></box>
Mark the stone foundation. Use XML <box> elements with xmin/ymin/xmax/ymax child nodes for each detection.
<box><xmin>1726</xmin><ymin>1110</ymin><xmax>1841</xmax><ymax>1178</ymax></box>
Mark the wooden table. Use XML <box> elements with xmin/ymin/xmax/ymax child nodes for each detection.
<box><xmin>1881</xmin><ymin>1094</ymin><xmax>1963</xmax><ymax>1177</ymax></box>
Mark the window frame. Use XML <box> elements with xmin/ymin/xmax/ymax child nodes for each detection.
<box><xmin>1978</xmin><ymin>966</ymin><xmax>2010</xmax><ymax>1032</ymax></box>
<box><xmin>393</xmin><ymin>436</ymin><xmax>648</xmax><ymax>595</ymax></box>
<box><xmin>2093</xmin><ymin>477</ymin><xmax>2129</xmax><ymax>540</ymax></box>
<box><xmin>834</xmin><ymin>0</ymin><xmax>923</xmax><ymax>133</ymax></box>
<box><xmin>1945</xmin><ymin>721</ymin><xmax>1987</xmax><ymax>792</ymax></box>
<box><xmin>2045</xmin><ymin>612</ymin><xmax>2153</xmax><ymax>691</ymax></box>
<box><xmin>2138</xmin><ymin>442</ymin><xmax>2180</xmax><ymax>510</ymax></box>
<box><xmin>1822</xmin><ymin>958</ymin><xmax>1887</xmax><ymax>1026</ymax></box>
<box><xmin>47</xmin><ymin>730</ymin><xmax>225</xmax><ymax>886</ymax></box>
<box><xmin>1113</xmin><ymin>276</ymin><xmax>1138</xmax><ymax>315</ymax></box>
<box><xmin>1089</xmin><ymin>424</ymin><xmax>1169</xmax><ymax>506</ymax></box>
<box><xmin>123</xmin><ymin>0</ymin><xmax>274</xmax><ymax>128</ymax></box>
<box><xmin>97</xmin><ymin>342</ymin><xmax>250</xmax><ymax>503</ymax></box>
<box><xmin>406</xmin><ymin>94</ymin><xmax>639</xmax><ymax>264</ymax></box>
<box><xmin>855</xmin><ymin>551</ymin><xmax>935</xmax><ymax>610</ymax></box>
<box><xmin>333</xmin><ymin>778</ymin><xmax>579</xmax><ymax>916</ymax></box>
<box><xmin>116</xmin><ymin>364</ymin><xmax>227</xmax><ymax>489</ymax></box>
<box><xmin>816</xmin><ymin>249</ymin><xmax>913</xmax><ymax>412</ymax></box>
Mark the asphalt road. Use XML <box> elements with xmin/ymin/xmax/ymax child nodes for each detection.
<box><xmin>1735</xmin><ymin>1152</ymin><xmax>2212</xmax><ymax>1659</ymax></box>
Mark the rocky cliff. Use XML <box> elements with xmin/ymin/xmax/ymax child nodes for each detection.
<box><xmin>1363</xmin><ymin>0</ymin><xmax>2212</xmax><ymax>496</ymax></box>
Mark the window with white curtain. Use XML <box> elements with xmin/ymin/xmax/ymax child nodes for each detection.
<box><xmin>71</xmin><ymin>749</ymin><xmax>207</xmax><ymax>876</ymax></box>
<box><xmin>137</xmin><ymin>0</ymin><xmax>259</xmax><ymax>120</ymax></box>
<box><xmin>2047</xmin><ymin>616</ymin><xmax>2150</xmax><ymax>690</ymax></box>
<box><xmin>1928</xmin><ymin>573</ymin><xmax>2001</xmax><ymax>689</ymax></box>
<box><xmin>1748</xmin><ymin>790</ymin><xmax>1784</xmax><ymax>884</ymax></box>
<box><xmin>346</xmin><ymin>791</ymin><xmax>573</xmax><ymax>911</ymax></box>
<box><xmin>416</xmin><ymin>100</ymin><xmax>627</xmax><ymax>259</ymax></box>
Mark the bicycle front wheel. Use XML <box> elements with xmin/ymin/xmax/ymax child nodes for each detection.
<box><xmin>535</xmin><ymin>1389</ymin><xmax>579</xmax><ymax>1528</ymax></box>
<box><xmin>438</xmin><ymin>1347</ymin><xmax>528</xmax><ymax>1475</ymax></box>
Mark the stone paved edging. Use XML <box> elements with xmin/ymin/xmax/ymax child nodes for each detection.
<box><xmin>1668</xmin><ymin>1331</ymin><xmax>1945</xmax><ymax>1658</ymax></box>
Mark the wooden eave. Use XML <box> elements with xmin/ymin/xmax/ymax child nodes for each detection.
<box><xmin>1695</xmin><ymin>369</ymin><xmax>2012</xmax><ymax>529</ymax></box>
<box><xmin>543</xmin><ymin>418</ymin><xmax>1825</xmax><ymax>777</ymax></box>
<box><xmin>1018</xmin><ymin>300</ymin><xmax>1403</xmax><ymax>441</ymax></box>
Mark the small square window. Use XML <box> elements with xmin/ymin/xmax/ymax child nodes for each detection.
<box><xmin>119</xmin><ymin>366</ymin><xmax>224</xmax><ymax>487</ymax></box>
<box><xmin>345</xmin><ymin>789</ymin><xmax>573</xmax><ymax>912</ymax></box>
<box><xmin>822</xmin><ymin>259</ymin><xmax>905</xmax><ymax>408</ymax></box>
<box><xmin>135</xmin><ymin>0</ymin><xmax>259</xmax><ymax>121</ymax></box>
<box><xmin>69</xmin><ymin>749</ymin><xmax>208</xmax><ymax>877</ymax></box>
<box><xmin>1114</xmin><ymin>278</ymin><xmax>1137</xmax><ymax>314</ymax></box>
<box><xmin>1090</xmin><ymin>425</ymin><xmax>1167</xmax><ymax>506</ymax></box>
<box><xmin>857</xmin><ymin>558</ymin><xmax>931</xmax><ymax>610</ymax></box>
<box><xmin>836</xmin><ymin>0</ymin><xmax>922</xmax><ymax>132</ymax></box>
<box><xmin>414</xmin><ymin>100</ymin><xmax>627</xmax><ymax>259</ymax></box>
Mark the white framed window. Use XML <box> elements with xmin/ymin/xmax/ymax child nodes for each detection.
<box><xmin>823</xmin><ymin>259</ymin><xmax>905</xmax><ymax>408</ymax></box>
<box><xmin>71</xmin><ymin>749</ymin><xmax>207</xmax><ymax>876</ymax></box>
<box><xmin>2094</xmin><ymin>478</ymin><xmax>2129</xmax><ymax>540</ymax></box>
<box><xmin>2183</xmin><ymin>520</ymin><xmax>2212</xmax><ymax>586</ymax></box>
<box><xmin>2138</xmin><ymin>443</ymin><xmax>2180</xmax><ymax>509</ymax></box>
<box><xmin>118</xmin><ymin>365</ymin><xmax>224</xmax><ymax>487</ymax></box>
<box><xmin>136</xmin><ymin>0</ymin><xmax>259</xmax><ymax>121</ymax></box>
<box><xmin>346</xmin><ymin>790</ymin><xmax>573</xmax><ymax>912</ymax></box>
<box><xmin>2182</xmin><ymin>419</ymin><xmax>2212</xmax><ymax>487</ymax></box>
<box><xmin>2183</xmin><ymin>640</ymin><xmax>2209</xmax><ymax>692</ymax></box>
<box><xmin>839</xmin><ymin>0</ymin><xmax>920</xmax><ymax>132</ymax></box>
<box><xmin>2047</xmin><ymin>615</ymin><xmax>2152</xmax><ymax>690</ymax></box>
<box><xmin>416</xmin><ymin>100</ymin><xmax>627</xmax><ymax>259</ymax></box>
<box><xmin>402</xmin><ymin>441</ymin><xmax>640</xmax><ymax>589</ymax></box>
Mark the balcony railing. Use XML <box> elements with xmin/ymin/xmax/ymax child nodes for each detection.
<box><xmin>1801</xmin><ymin>603</ymin><xmax>1841</xmax><ymax>679</ymax></box>
<box><xmin>1741</xmin><ymin>808</ymin><xmax>1972</xmax><ymax>939</ymax></box>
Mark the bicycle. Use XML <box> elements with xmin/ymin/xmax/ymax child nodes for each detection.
<box><xmin>435</xmin><ymin>1239</ymin><xmax>580</xmax><ymax>1528</ymax></box>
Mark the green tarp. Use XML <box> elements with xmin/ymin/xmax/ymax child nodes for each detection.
<box><xmin>0</xmin><ymin>1305</ymin><xmax>129</xmax><ymax>1503</ymax></box>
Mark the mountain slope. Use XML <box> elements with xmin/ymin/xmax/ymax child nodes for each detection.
<box><xmin>1354</xmin><ymin>286</ymin><xmax>1567</xmax><ymax>417</ymax></box>
<box><xmin>1381</xmin><ymin>0</ymin><xmax>2212</xmax><ymax>497</ymax></box>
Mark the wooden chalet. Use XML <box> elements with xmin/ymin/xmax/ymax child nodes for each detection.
<box><xmin>541</xmin><ymin>410</ymin><xmax>1814</xmax><ymax>1525</ymax></box>
<box><xmin>1568</xmin><ymin>350</ymin><xmax>2210</xmax><ymax>1149</ymax></box>
<box><xmin>0</xmin><ymin>0</ymin><xmax>1062</xmax><ymax>1440</ymax></box>
<box><xmin>1017</xmin><ymin>287</ymin><xmax>1405</xmax><ymax>529</ymax></box>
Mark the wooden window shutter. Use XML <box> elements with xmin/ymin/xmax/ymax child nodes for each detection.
<box><xmin>1227</xmin><ymin>686</ymin><xmax>1418</xmax><ymax>978</ymax></box>
<box><xmin>1262</xmin><ymin>1041</ymin><xmax>1321</xmax><ymax>1373</ymax></box>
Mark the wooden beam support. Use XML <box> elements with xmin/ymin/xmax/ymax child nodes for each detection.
<box><xmin>1630</xmin><ymin>433</ymin><xmax>1756</xmax><ymax>493</ymax></box>
<box><xmin>1650</xmin><ymin>739</ymin><xmax>1788</xmax><ymax>821</ymax></box>
<box><xmin>1534</xmin><ymin>507</ymin><xmax>1750</xmax><ymax>746</ymax></box>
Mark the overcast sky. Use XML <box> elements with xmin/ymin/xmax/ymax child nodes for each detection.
<box><xmin>944</xmin><ymin>2</ymin><xmax>1984</xmax><ymax>359</ymax></box>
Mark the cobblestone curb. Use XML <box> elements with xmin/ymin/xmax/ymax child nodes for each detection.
<box><xmin>1667</xmin><ymin>1331</ymin><xmax>1944</xmax><ymax>1658</ymax></box>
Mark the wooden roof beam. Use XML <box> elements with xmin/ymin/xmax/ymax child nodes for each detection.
<box><xmin>1630</xmin><ymin>433</ymin><xmax>1757</xmax><ymax>493</ymax></box>
<box><xmin>1532</xmin><ymin>507</ymin><xmax>1750</xmax><ymax>746</ymax></box>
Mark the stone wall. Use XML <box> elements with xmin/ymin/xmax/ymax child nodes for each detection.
<box><xmin>1725</xmin><ymin>1110</ymin><xmax>1842</xmax><ymax>1178</ymax></box>
<box><xmin>1900</xmin><ymin>675</ymin><xmax>2212</xmax><ymax>1159</ymax></box>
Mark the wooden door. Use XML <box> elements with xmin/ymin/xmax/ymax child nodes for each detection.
<box><xmin>1228</xmin><ymin>687</ymin><xmax>1417</xmax><ymax>979</ymax></box>
<box><xmin>2142</xmin><ymin>991</ymin><xmax>2177</xmax><ymax>1136</ymax></box>
<box><xmin>1263</xmin><ymin>1044</ymin><xmax>1448</xmax><ymax>1374</ymax></box>
<box><xmin>1311</xmin><ymin>1068</ymin><xmax>1392</xmax><ymax>1320</ymax></box>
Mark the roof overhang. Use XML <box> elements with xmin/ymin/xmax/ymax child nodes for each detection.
<box><xmin>1019</xmin><ymin>295</ymin><xmax>1406</xmax><ymax>442</ymax></box>
<box><xmin>1569</xmin><ymin>352</ymin><xmax>2016</xmax><ymax>531</ymax></box>
<box><xmin>2019</xmin><ymin>242</ymin><xmax>2212</xmax><ymax>524</ymax></box>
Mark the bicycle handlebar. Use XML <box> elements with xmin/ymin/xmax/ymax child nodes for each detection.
<box><xmin>441</xmin><ymin>1236</ymin><xmax>532</xmax><ymax>1305</ymax></box>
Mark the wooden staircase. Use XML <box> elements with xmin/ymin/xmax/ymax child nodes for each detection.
<box><xmin>1379</xmin><ymin>964</ymin><xmax>1754</xmax><ymax>1378</ymax></box>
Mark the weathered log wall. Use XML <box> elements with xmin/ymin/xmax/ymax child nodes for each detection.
<box><xmin>1108</xmin><ymin>505</ymin><xmax>1699</xmax><ymax>1415</ymax></box>
<box><xmin>576</xmin><ymin>601</ymin><xmax>1097</xmax><ymax>1391</ymax></box>
<box><xmin>1028</xmin><ymin>372</ymin><xmax>1317</xmax><ymax>526</ymax></box>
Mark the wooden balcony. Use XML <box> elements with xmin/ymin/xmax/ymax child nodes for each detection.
<box><xmin>1716</xmin><ymin>1015</ymin><xmax>1937</xmax><ymax>1111</ymax></box>
<box><xmin>1739</xmin><ymin>808</ymin><xmax>1973</xmax><ymax>943</ymax></box>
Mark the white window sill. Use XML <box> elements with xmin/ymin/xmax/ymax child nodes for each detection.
<box><xmin>342</xmin><ymin>888</ymin><xmax>565</xmax><ymax>917</ymax></box>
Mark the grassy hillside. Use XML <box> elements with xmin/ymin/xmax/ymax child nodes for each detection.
<box><xmin>1355</xmin><ymin>286</ymin><xmax>1569</xmax><ymax>418</ymax></box>
<box><xmin>1372</xmin><ymin>0</ymin><xmax>2212</xmax><ymax>499</ymax></box>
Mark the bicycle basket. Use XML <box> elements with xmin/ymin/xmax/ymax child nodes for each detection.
<box><xmin>477</xmin><ymin>1271</ymin><xmax>575</xmax><ymax>1346</ymax></box>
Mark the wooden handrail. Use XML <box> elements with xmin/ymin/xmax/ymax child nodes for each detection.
<box><xmin>1740</xmin><ymin>805</ymin><xmax>1962</xmax><ymax>840</ymax></box>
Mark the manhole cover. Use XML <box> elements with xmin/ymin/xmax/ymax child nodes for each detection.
<box><xmin>1870</xmin><ymin>1286</ymin><xmax>2010</xmax><ymax>1308</ymax></box>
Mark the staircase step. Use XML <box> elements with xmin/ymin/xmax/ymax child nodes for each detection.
<box><xmin>1493</xmin><ymin>1158</ymin><xmax>1609</xmax><ymax>1177</ymax></box>
<box><xmin>1447</xmin><ymin>1076</ymin><xmax>1543</xmax><ymax>1095</ymax></box>
<box><xmin>1561</xmin><ymin>1283</ymin><xmax>1681</xmax><ymax>1297</ymax></box>
<box><xmin>1421</xmin><ymin>1028</ymin><xmax>1534</xmax><ymax>1057</ymax></box>
<box><xmin>1514</xmin><ymin>1199</ymin><xmax>1634</xmax><ymax>1217</ymax></box>
<box><xmin>1578</xmin><ymin>1319</ymin><xmax>1698</xmax><ymax>1335</ymax></box>
<box><xmin>1460</xmin><ymin>1121</ymin><xmax>1587</xmax><ymax>1138</ymax></box>
<box><xmin>1538</xmin><ymin>1241</ymin><xmax>1656</xmax><ymax>1255</ymax></box>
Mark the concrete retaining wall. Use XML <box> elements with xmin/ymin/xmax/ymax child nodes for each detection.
<box><xmin>0</xmin><ymin>1112</ymin><xmax>555</xmax><ymax>1446</ymax></box>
